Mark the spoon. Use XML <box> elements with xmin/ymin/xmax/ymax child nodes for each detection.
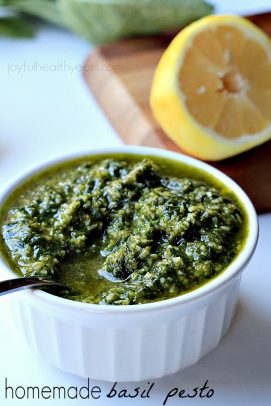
<box><xmin>0</xmin><ymin>277</ymin><xmax>70</xmax><ymax>296</ymax></box>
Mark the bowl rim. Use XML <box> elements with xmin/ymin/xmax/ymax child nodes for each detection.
<box><xmin>0</xmin><ymin>146</ymin><xmax>258</xmax><ymax>313</ymax></box>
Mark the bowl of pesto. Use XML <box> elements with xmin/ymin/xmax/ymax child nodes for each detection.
<box><xmin>0</xmin><ymin>147</ymin><xmax>258</xmax><ymax>381</ymax></box>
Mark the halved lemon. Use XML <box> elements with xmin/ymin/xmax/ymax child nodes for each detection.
<box><xmin>150</xmin><ymin>15</ymin><xmax>271</xmax><ymax>161</ymax></box>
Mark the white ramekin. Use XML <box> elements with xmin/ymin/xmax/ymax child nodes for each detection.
<box><xmin>0</xmin><ymin>147</ymin><xmax>258</xmax><ymax>382</ymax></box>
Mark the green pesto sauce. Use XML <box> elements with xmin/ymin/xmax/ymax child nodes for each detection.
<box><xmin>0</xmin><ymin>154</ymin><xmax>248</xmax><ymax>305</ymax></box>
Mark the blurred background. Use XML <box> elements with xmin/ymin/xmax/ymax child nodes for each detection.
<box><xmin>0</xmin><ymin>0</ymin><xmax>271</xmax><ymax>179</ymax></box>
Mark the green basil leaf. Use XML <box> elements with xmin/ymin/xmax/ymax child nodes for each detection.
<box><xmin>5</xmin><ymin>0</ymin><xmax>63</xmax><ymax>26</ymax></box>
<box><xmin>0</xmin><ymin>16</ymin><xmax>34</xmax><ymax>38</ymax></box>
<box><xmin>58</xmin><ymin>0</ymin><xmax>213</xmax><ymax>44</ymax></box>
<box><xmin>4</xmin><ymin>0</ymin><xmax>213</xmax><ymax>44</ymax></box>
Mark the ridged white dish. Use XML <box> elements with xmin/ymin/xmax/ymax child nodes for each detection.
<box><xmin>0</xmin><ymin>147</ymin><xmax>258</xmax><ymax>382</ymax></box>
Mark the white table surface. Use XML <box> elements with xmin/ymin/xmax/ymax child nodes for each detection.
<box><xmin>0</xmin><ymin>1</ymin><xmax>271</xmax><ymax>405</ymax></box>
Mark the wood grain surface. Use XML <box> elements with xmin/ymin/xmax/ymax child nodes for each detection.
<box><xmin>84</xmin><ymin>13</ymin><xmax>271</xmax><ymax>213</ymax></box>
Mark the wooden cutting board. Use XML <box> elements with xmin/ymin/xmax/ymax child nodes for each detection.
<box><xmin>84</xmin><ymin>13</ymin><xmax>271</xmax><ymax>213</ymax></box>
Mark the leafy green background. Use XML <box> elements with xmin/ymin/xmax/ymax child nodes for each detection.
<box><xmin>0</xmin><ymin>0</ymin><xmax>213</xmax><ymax>43</ymax></box>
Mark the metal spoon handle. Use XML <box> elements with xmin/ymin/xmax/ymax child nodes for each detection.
<box><xmin>0</xmin><ymin>277</ymin><xmax>68</xmax><ymax>296</ymax></box>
